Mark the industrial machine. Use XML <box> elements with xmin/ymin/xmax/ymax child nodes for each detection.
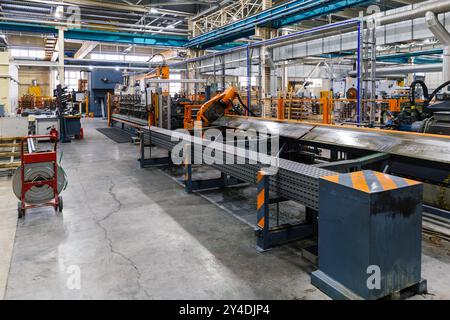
<box><xmin>386</xmin><ymin>79</ymin><xmax>450</xmax><ymax>135</ymax></box>
<box><xmin>89</xmin><ymin>69</ymin><xmax>122</xmax><ymax>118</ymax></box>
<box><xmin>145</xmin><ymin>53</ymin><xmax>170</xmax><ymax>80</ymax></box>
<box><xmin>12</xmin><ymin>135</ymin><xmax>67</xmax><ymax>218</ymax></box>
<box><xmin>54</xmin><ymin>85</ymin><xmax>84</xmax><ymax>143</ymax></box>
<box><xmin>109</xmin><ymin>93</ymin><xmax>150</xmax><ymax>129</ymax></box>
<box><xmin>185</xmin><ymin>86</ymin><xmax>254</xmax><ymax>129</ymax></box>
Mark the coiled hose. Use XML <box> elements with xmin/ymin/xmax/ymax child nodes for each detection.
<box><xmin>409</xmin><ymin>80</ymin><xmax>429</xmax><ymax>106</ymax></box>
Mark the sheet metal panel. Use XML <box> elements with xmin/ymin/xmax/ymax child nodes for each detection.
<box><xmin>214</xmin><ymin>116</ymin><xmax>315</xmax><ymax>139</ymax></box>
<box><xmin>215</xmin><ymin>116</ymin><xmax>450</xmax><ymax>165</ymax></box>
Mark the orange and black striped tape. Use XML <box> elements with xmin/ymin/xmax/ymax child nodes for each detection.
<box><xmin>322</xmin><ymin>170</ymin><xmax>421</xmax><ymax>193</ymax></box>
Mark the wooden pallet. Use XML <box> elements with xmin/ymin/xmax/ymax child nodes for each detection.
<box><xmin>0</xmin><ymin>137</ymin><xmax>26</xmax><ymax>176</ymax></box>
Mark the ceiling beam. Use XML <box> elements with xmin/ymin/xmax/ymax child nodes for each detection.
<box><xmin>10</xmin><ymin>0</ymin><xmax>192</xmax><ymax>17</ymax></box>
<box><xmin>74</xmin><ymin>40</ymin><xmax>98</xmax><ymax>59</ymax></box>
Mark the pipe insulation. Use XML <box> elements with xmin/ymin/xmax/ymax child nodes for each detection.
<box><xmin>377</xmin><ymin>0</ymin><xmax>450</xmax><ymax>26</ymax></box>
<box><xmin>349</xmin><ymin>63</ymin><xmax>443</xmax><ymax>76</ymax></box>
<box><xmin>426</xmin><ymin>11</ymin><xmax>450</xmax><ymax>84</ymax></box>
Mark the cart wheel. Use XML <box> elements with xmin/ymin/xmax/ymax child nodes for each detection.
<box><xmin>58</xmin><ymin>196</ymin><xmax>63</xmax><ymax>212</ymax></box>
<box><xmin>17</xmin><ymin>202</ymin><xmax>25</xmax><ymax>219</ymax></box>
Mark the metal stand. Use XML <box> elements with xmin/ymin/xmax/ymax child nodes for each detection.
<box><xmin>183</xmin><ymin>144</ymin><xmax>240</xmax><ymax>193</ymax></box>
<box><xmin>255</xmin><ymin>170</ymin><xmax>314</xmax><ymax>251</ymax></box>
<box><xmin>139</xmin><ymin>130</ymin><xmax>172</xmax><ymax>168</ymax></box>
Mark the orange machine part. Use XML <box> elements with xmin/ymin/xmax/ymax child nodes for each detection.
<box><xmin>196</xmin><ymin>86</ymin><xmax>238</xmax><ymax>126</ymax></box>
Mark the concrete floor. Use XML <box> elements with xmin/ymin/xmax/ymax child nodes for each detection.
<box><xmin>0</xmin><ymin>118</ymin><xmax>450</xmax><ymax>300</ymax></box>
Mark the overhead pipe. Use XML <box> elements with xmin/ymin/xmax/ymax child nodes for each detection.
<box><xmin>376</xmin><ymin>0</ymin><xmax>450</xmax><ymax>26</ymax></box>
<box><xmin>349</xmin><ymin>64</ymin><xmax>443</xmax><ymax>76</ymax></box>
<box><xmin>183</xmin><ymin>0</ymin><xmax>450</xmax><ymax>64</ymax></box>
<box><xmin>188</xmin><ymin>0</ymin><xmax>335</xmax><ymax>47</ymax></box>
<box><xmin>1</xmin><ymin>3</ymin><xmax>52</xmax><ymax>13</ymax></box>
<box><xmin>5</xmin><ymin>0</ymin><xmax>191</xmax><ymax>17</ymax></box>
<box><xmin>0</xmin><ymin>10</ymin><xmax>187</xmax><ymax>26</ymax></box>
<box><xmin>426</xmin><ymin>11</ymin><xmax>450</xmax><ymax>85</ymax></box>
<box><xmin>11</xmin><ymin>60</ymin><xmax>148</xmax><ymax>70</ymax></box>
<box><xmin>0</xmin><ymin>16</ymin><xmax>188</xmax><ymax>37</ymax></box>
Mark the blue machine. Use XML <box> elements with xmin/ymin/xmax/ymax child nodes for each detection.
<box><xmin>89</xmin><ymin>69</ymin><xmax>122</xmax><ymax>117</ymax></box>
<box><xmin>311</xmin><ymin>170</ymin><xmax>427</xmax><ymax>300</ymax></box>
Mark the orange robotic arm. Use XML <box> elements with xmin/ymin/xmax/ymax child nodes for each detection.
<box><xmin>196</xmin><ymin>86</ymin><xmax>239</xmax><ymax>126</ymax></box>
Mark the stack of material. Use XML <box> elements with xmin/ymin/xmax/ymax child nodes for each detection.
<box><xmin>19</xmin><ymin>94</ymin><xmax>35</xmax><ymax>109</ymax></box>
<box><xmin>0</xmin><ymin>137</ymin><xmax>26</xmax><ymax>177</ymax></box>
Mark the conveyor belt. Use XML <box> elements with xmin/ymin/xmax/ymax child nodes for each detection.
<box><xmin>214</xmin><ymin>116</ymin><xmax>450</xmax><ymax>165</ymax></box>
<box><xmin>143</xmin><ymin>126</ymin><xmax>335</xmax><ymax>210</ymax></box>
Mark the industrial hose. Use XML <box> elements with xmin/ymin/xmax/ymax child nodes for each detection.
<box><xmin>409</xmin><ymin>80</ymin><xmax>429</xmax><ymax>106</ymax></box>
<box><xmin>236</xmin><ymin>93</ymin><xmax>256</xmax><ymax>117</ymax></box>
<box><xmin>425</xmin><ymin>80</ymin><xmax>450</xmax><ymax>106</ymax></box>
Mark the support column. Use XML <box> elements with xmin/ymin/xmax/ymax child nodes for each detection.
<box><xmin>256</xmin><ymin>0</ymin><xmax>273</xmax><ymax>118</ymax></box>
<box><xmin>58</xmin><ymin>27</ymin><xmax>65</xmax><ymax>87</ymax></box>
<box><xmin>257</xmin><ymin>29</ymin><xmax>273</xmax><ymax>118</ymax></box>
<box><xmin>443</xmin><ymin>47</ymin><xmax>450</xmax><ymax>89</ymax></box>
<box><xmin>407</xmin><ymin>57</ymin><xmax>415</xmax><ymax>86</ymax></box>
<box><xmin>281</xmin><ymin>61</ymin><xmax>289</xmax><ymax>92</ymax></box>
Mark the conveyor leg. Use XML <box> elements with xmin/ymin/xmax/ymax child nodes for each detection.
<box><xmin>184</xmin><ymin>144</ymin><xmax>193</xmax><ymax>193</ymax></box>
<box><xmin>255</xmin><ymin>170</ymin><xmax>314</xmax><ymax>252</ymax></box>
<box><xmin>139</xmin><ymin>131</ymin><xmax>171</xmax><ymax>168</ymax></box>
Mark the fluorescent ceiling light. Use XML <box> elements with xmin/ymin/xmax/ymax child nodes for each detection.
<box><xmin>150</xmin><ymin>8</ymin><xmax>158</xmax><ymax>14</ymax></box>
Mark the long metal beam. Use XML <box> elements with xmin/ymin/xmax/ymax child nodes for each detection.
<box><xmin>8</xmin><ymin>0</ymin><xmax>191</xmax><ymax>17</ymax></box>
<box><xmin>186</xmin><ymin>0</ymin><xmax>371</xmax><ymax>49</ymax></box>
<box><xmin>0</xmin><ymin>21</ymin><xmax>188</xmax><ymax>47</ymax></box>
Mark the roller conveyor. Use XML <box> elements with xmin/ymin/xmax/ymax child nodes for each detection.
<box><xmin>143</xmin><ymin>126</ymin><xmax>335</xmax><ymax>210</ymax></box>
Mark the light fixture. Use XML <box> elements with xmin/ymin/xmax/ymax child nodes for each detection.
<box><xmin>150</xmin><ymin>8</ymin><xmax>158</xmax><ymax>14</ymax></box>
<box><xmin>167</xmin><ymin>25</ymin><xmax>175</xmax><ymax>29</ymax></box>
<box><xmin>115</xmin><ymin>67</ymin><xmax>120</xmax><ymax>71</ymax></box>
<box><xmin>89</xmin><ymin>66</ymin><xmax>94</xmax><ymax>70</ymax></box>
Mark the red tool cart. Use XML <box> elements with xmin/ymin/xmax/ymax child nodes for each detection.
<box><xmin>17</xmin><ymin>135</ymin><xmax>63</xmax><ymax>218</ymax></box>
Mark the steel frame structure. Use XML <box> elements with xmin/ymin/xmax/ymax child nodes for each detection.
<box><xmin>192</xmin><ymin>0</ymin><xmax>264</xmax><ymax>37</ymax></box>
<box><xmin>187</xmin><ymin>0</ymin><xmax>372</xmax><ymax>49</ymax></box>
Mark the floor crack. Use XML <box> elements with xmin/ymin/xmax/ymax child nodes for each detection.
<box><xmin>80</xmin><ymin>181</ymin><xmax>151</xmax><ymax>299</ymax></box>
<box><xmin>97</xmin><ymin>181</ymin><xmax>122</xmax><ymax>223</ymax></box>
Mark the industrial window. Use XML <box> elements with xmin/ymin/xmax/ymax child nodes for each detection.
<box><xmin>65</xmin><ymin>71</ymin><xmax>82</xmax><ymax>91</ymax></box>
<box><xmin>125</xmin><ymin>55</ymin><xmax>150</xmax><ymax>62</ymax></box>
<box><xmin>91</xmin><ymin>53</ymin><xmax>150</xmax><ymax>63</ymax></box>
<box><xmin>10</xmin><ymin>48</ymin><xmax>45</xmax><ymax>59</ymax></box>
<box><xmin>238</xmin><ymin>76</ymin><xmax>257</xmax><ymax>87</ymax></box>
<box><xmin>169</xmin><ymin>73</ymin><xmax>181</xmax><ymax>95</ymax></box>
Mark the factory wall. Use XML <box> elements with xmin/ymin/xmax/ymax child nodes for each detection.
<box><xmin>0</xmin><ymin>52</ymin><xmax>19</xmax><ymax>115</ymax></box>
<box><xmin>18</xmin><ymin>66</ymin><xmax>52</xmax><ymax>97</ymax></box>
<box><xmin>425</xmin><ymin>72</ymin><xmax>444</xmax><ymax>90</ymax></box>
